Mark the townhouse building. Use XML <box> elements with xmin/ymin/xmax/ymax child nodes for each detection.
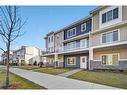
<box><xmin>1</xmin><ymin>50</ymin><xmax>14</xmax><ymax>65</ymax></box>
<box><xmin>13</xmin><ymin>46</ymin><xmax>43</xmax><ymax>65</ymax></box>
<box><xmin>43</xmin><ymin>6</ymin><xmax>127</xmax><ymax>70</ymax></box>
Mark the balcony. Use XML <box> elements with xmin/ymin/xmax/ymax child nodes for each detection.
<box><xmin>57</xmin><ymin>40</ymin><xmax>89</xmax><ymax>53</ymax></box>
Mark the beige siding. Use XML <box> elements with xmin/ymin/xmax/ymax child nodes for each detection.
<box><xmin>54</xmin><ymin>31</ymin><xmax>64</xmax><ymax>52</ymax></box>
<box><xmin>122</xmin><ymin>6</ymin><xmax>127</xmax><ymax>21</ymax></box>
<box><xmin>92</xmin><ymin>13</ymin><xmax>99</xmax><ymax>31</ymax></box>
<box><xmin>58</xmin><ymin>55</ymin><xmax>64</xmax><ymax>62</ymax></box>
<box><xmin>91</xmin><ymin>33</ymin><xmax>101</xmax><ymax>46</ymax></box>
<box><xmin>91</xmin><ymin>26</ymin><xmax>127</xmax><ymax>47</ymax></box>
<box><xmin>120</xmin><ymin>26</ymin><xmax>127</xmax><ymax>41</ymax></box>
<box><xmin>93</xmin><ymin>48</ymin><xmax>127</xmax><ymax>60</ymax></box>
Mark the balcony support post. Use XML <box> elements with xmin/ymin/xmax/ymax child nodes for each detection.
<box><xmin>89</xmin><ymin>48</ymin><xmax>93</xmax><ymax>70</ymax></box>
<box><xmin>54</xmin><ymin>53</ymin><xmax>58</xmax><ymax>68</ymax></box>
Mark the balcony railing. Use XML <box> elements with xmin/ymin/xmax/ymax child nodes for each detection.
<box><xmin>43</xmin><ymin>40</ymin><xmax>89</xmax><ymax>55</ymax></box>
<box><xmin>57</xmin><ymin>41</ymin><xmax>89</xmax><ymax>53</ymax></box>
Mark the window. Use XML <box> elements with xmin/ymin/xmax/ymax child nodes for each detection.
<box><xmin>102</xmin><ymin>30</ymin><xmax>119</xmax><ymax>44</ymax></box>
<box><xmin>102</xmin><ymin>13</ymin><xmax>106</xmax><ymax>23</ymax></box>
<box><xmin>67</xmin><ymin>28</ymin><xmax>76</xmax><ymax>38</ymax></box>
<box><xmin>81</xmin><ymin>23</ymin><xmax>86</xmax><ymax>32</ymax></box>
<box><xmin>51</xmin><ymin>36</ymin><xmax>53</xmax><ymax>42</ymax></box>
<box><xmin>101</xmin><ymin>54</ymin><xmax>119</xmax><ymax>65</ymax></box>
<box><xmin>102</xmin><ymin>7</ymin><xmax>119</xmax><ymax>23</ymax></box>
<box><xmin>48</xmin><ymin>37</ymin><xmax>50</xmax><ymax>43</ymax></box>
<box><xmin>113</xmin><ymin>8</ymin><xmax>118</xmax><ymax>19</ymax></box>
<box><xmin>67</xmin><ymin>57</ymin><xmax>76</xmax><ymax>65</ymax></box>
<box><xmin>80</xmin><ymin>39</ymin><xmax>87</xmax><ymax>48</ymax></box>
<box><xmin>107</xmin><ymin>10</ymin><xmax>113</xmax><ymax>21</ymax></box>
<box><xmin>66</xmin><ymin>41</ymin><xmax>76</xmax><ymax>50</ymax></box>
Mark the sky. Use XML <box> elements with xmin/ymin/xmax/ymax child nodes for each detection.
<box><xmin>0</xmin><ymin>6</ymin><xmax>96</xmax><ymax>54</ymax></box>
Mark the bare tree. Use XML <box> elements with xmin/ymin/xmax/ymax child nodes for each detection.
<box><xmin>0</xmin><ymin>6</ymin><xmax>26</xmax><ymax>88</ymax></box>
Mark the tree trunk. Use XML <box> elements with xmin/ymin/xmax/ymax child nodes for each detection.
<box><xmin>6</xmin><ymin>43</ymin><xmax>10</xmax><ymax>88</ymax></box>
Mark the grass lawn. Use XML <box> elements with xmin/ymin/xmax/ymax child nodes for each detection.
<box><xmin>33</xmin><ymin>67</ymin><xmax>72</xmax><ymax>75</ymax></box>
<box><xmin>17</xmin><ymin>66</ymin><xmax>39</xmax><ymax>70</ymax></box>
<box><xmin>17</xmin><ymin>66</ymin><xmax>72</xmax><ymax>75</ymax></box>
<box><xmin>0</xmin><ymin>70</ymin><xmax>45</xmax><ymax>89</ymax></box>
<box><xmin>68</xmin><ymin>70</ymin><xmax>127</xmax><ymax>89</ymax></box>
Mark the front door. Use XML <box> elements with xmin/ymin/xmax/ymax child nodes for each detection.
<box><xmin>80</xmin><ymin>56</ymin><xmax>87</xmax><ymax>69</ymax></box>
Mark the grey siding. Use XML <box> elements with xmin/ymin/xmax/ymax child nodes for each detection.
<box><xmin>92</xmin><ymin>61</ymin><xmax>127</xmax><ymax>70</ymax></box>
<box><xmin>64</xmin><ymin>19</ymin><xmax>92</xmax><ymax>40</ymax></box>
<box><xmin>64</xmin><ymin>54</ymin><xmax>89</xmax><ymax>68</ymax></box>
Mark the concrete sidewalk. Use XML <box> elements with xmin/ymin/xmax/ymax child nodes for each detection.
<box><xmin>0</xmin><ymin>67</ymin><xmax>118</xmax><ymax>89</ymax></box>
<box><xmin>58</xmin><ymin>69</ymin><xmax>81</xmax><ymax>77</ymax></box>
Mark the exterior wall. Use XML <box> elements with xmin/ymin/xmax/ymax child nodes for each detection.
<box><xmin>47</xmin><ymin>33</ymin><xmax>55</xmax><ymax>52</ymax></box>
<box><xmin>99</xmin><ymin>6</ymin><xmax>122</xmax><ymax>29</ymax></box>
<box><xmin>91</xmin><ymin>26</ymin><xmax>127</xmax><ymax>47</ymax></box>
<box><xmin>122</xmin><ymin>6</ymin><xmax>127</xmax><ymax>21</ymax></box>
<box><xmin>92</xmin><ymin>13</ymin><xmax>99</xmax><ymax>31</ymax></box>
<box><xmin>64</xmin><ymin>19</ymin><xmax>92</xmax><ymax>40</ymax></box>
<box><xmin>13</xmin><ymin>46</ymin><xmax>42</xmax><ymax>65</ymax></box>
<box><xmin>54</xmin><ymin>31</ymin><xmax>64</xmax><ymax>52</ymax></box>
<box><xmin>64</xmin><ymin>54</ymin><xmax>89</xmax><ymax>68</ymax></box>
<box><xmin>92</xmin><ymin>48</ymin><xmax>127</xmax><ymax>70</ymax></box>
<box><xmin>56</xmin><ymin>55</ymin><xmax>64</xmax><ymax>68</ymax></box>
<box><xmin>46</xmin><ymin>56</ymin><xmax>54</xmax><ymax>67</ymax></box>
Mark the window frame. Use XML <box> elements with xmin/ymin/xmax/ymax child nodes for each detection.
<box><xmin>81</xmin><ymin>23</ymin><xmax>86</xmax><ymax>32</ymax></box>
<box><xmin>67</xmin><ymin>56</ymin><xmax>76</xmax><ymax>65</ymax></box>
<box><xmin>101</xmin><ymin>7</ymin><xmax>119</xmax><ymax>24</ymax></box>
<box><xmin>101</xmin><ymin>53</ymin><xmax>119</xmax><ymax>65</ymax></box>
<box><xmin>67</xmin><ymin>27</ymin><xmax>76</xmax><ymax>38</ymax></box>
<box><xmin>101</xmin><ymin>29</ymin><xmax>120</xmax><ymax>44</ymax></box>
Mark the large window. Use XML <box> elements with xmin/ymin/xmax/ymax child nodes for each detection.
<box><xmin>102</xmin><ymin>30</ymin><xmax>119</xmax><ymax>44</ymax></box>
<box><xmin>102</xmin><ymin>7</ymin><xmax>119</xmax><ymax>23</ymax></box>
<box><xmin>66</xmin><ymin>41</ymin><xmax>76</xmax><ymax>50</ymax></box>
<box><xmin>81</xmin><ymin>23</ymin><xmax>86</xmax><ymax>32</ymax></box>
<box><xmin>67</xmin><ymin>57</ymin><xmax>76</xmax><ymax>65</ymax></box>
<box><xmin>67</xmin><ymin>28</ymin><xmax>76</xmax><ymax>38</ymax></box>
<box><xmin>101</xmin><ymin>54</ymin><xmax>119</xmax><ymax>65</ymax></box>
<box><xmin>80</xmin><ymin>39</ymin><xmax>87</xmax><ymax>48</ymax></box>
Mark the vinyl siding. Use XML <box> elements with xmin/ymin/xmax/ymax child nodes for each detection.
<box><xmin>64</xmin><ymin>54</ymin><xmax>89</xmax><ymax>68</ymax></box>
<box><xmin>64</xmin><ymin>19</ymin><xmax>92</xmax><ymax>40</ymax></box>
<box><xmin>122</xmin><ymin>6</ymin><xmax>127</xmax><ymax>21</ymax></box>
<box><xmin>91</xmin><ymin>26</ymin><xmax>127</xmax><ymax>47</ymax></box>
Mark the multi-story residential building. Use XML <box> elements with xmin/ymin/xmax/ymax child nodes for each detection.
<box><xmin>1</xmin><ymin>50</ymin><xmax>14</xmax><ymax>65</ymax></box>
<box><xmin>13</xmin><ymin>46</ymin><xmax>43</xmax><ymax>65</ymax></box>
<box><xmin>43</xmin><ymin>6</ymin><xmax>127</xmax><ymax>70</ymax></box>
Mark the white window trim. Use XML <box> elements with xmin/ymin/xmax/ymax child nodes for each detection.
<box><xmin>101</xmin><ymin>29</ymin><xmax>120</xmax><ymax>45</ymax></box>
<box><xmin>81</xmin><ymin>23</ymin><xmax>86</xmax><ymax>32</ymax></box>
<box><xmin>67</xmin><ymin>27</ymin><xmax>76</xmax><ymax>38</ymax></box>
<box><xmin>67</xmin><ymin>57</ymin><xmax>76</xmax><ymax>65</ymax></box>
<box><xmin>100</xmin><ymin>53</ymin><xmax>120</xmax><ymax>65</ymax></box>
<box><xmin>99</xmin><ymin>6</ymin><xmax>122</xmax><ymax>29</ymax></box>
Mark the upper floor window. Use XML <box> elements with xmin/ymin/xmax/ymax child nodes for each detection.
<box><xmin>67</xmin><ymin>28</ymin><xmax>76</xmax><ymax>38</ymax></box>
<box><xmin>48</xmin><ymin>37</ymin><xmax>50</xmax><ymax>43</ymax></box>
<box><xmin>51</xmin><ymin>36</ymin><xmax>53</xmax><ymax>42</ymax></box>
<box><xmin>102</xmin><ymin>7</ymin><xmax>119</xmax><ymax>24</ymax></box>
<box><xmin>102</xmin><ymin>30</ymin><xmax>119</xmax><ymax>44</ymax></box>
<box><xmin>81</xmin><ymin>23</ymin><xmax>86</xmax><ymax>32</ymax></box>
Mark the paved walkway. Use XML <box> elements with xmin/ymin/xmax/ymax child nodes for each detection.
<box><xmin>0</xmin><ymin>67</ymin><xmax>118</xmax><ymax>89</ymax></box>
<box><xmin>58</xmin><ymin>69</ymin><xmax>81</xmax><ymax>77</ymax></box>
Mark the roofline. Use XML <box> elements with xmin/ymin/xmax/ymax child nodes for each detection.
<box><xmin>89</xmin><ymin>6</ymin><xmax>109</xmax><ymax>14</ymax></box>
<box><xmin>54</xmin><ymin>15</ymin><xmax>92</xmax><ymax>35</ymax></box>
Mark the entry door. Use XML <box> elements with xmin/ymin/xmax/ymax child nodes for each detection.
<box><xmin>80</xmin><ymin>56</ymin><xmax>87</xmax><ymax>69</ymax></box>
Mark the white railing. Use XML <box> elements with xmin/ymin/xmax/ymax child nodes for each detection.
<box><xmin>56</xmin><ymin>41</ymin><xmax>89</xmax><ymax>53</ymax></box>
<box><xmin>44</xmin><ymin>40</ymin><xmax>89</xmax><ymax>54</ymax></box>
